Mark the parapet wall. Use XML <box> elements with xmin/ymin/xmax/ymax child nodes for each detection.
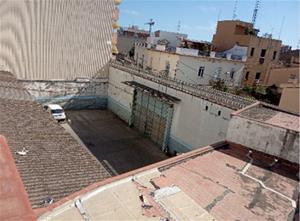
<box><xmin>227</xmin><ymin>115</ymin><xmax>299</xmax><ymax>163</ymax></box>
<box><xmin>22</xmin><ymin>79</ymin><xmax>108</xmax><ymax>110</ymax></box>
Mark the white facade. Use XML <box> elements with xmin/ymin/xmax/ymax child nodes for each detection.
<box><xmin>134</xmin><ymin>45</ymin><xmax>245</xmax><ymax>87</ymax></box>
<box><xmin>176</xmin><ymin>55</ymin><xmax>245</xmax><ymax>86</ymax></box>
<box><xmin>153</xmin><ymin>31</ymin><xmax>188</xmax><ymax>49</ymax></box>
<box><xmin>221</xmin><ymin>44</ymin><xmax>248</xmax><ymax>61</ymax></box>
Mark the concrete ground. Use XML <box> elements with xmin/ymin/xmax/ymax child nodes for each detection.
<box><xmin>65</xmin><ymin>110</ymin><xmax>168</xmax><ymax>175</ymax></box>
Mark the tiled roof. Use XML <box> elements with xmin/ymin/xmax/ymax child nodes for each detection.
<box><xmin>0</xmin><ymin>71</ymin><xmax>111</xmax><ymax>208</ymax></box>
<box><xmin>0</xmin><ymin>136</ymin><xmax>36</xmax><ymax>221</ymax></box>
<box><xmin>234</xmin><ymin>102</ymin><xmax>300</xmax><ymax>132</ymax></box>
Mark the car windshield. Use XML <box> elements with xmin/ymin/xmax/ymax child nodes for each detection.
<box><xmin>51</xmin><ymin>109</ymin><xmax>63</xmax><ymax>114</ymax></box>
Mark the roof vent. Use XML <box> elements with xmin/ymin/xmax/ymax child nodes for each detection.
<box><xmin>43</xmin><ymin>196</ymin><xmax>54</xmax><ymax>205</ymax></box>
<box><xmin>16</xmin><ymin>148</ymin><xmax>29</xmax><ymax>156</ymax></box>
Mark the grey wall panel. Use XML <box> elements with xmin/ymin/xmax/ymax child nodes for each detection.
<box><xmin>0</xmin><ymin>0</ymin><xmax>114</xmax><ymax>80</ymax></box>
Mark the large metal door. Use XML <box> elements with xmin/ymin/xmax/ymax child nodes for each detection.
<box><xmin>132</xmin><ymin>89</ymin><xmax>173</xmax><ymax>150</ymax></box>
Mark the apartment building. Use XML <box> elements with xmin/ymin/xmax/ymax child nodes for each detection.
<box><xmin>212</xmin><ymin>20</ymin><xmax>282</xmax><ymax>86</ymax></box>
<box><xmin>0</xmin><ymin>0</ymin><xmax>118</xmax><ymax>80</ymax></box>
<box><xmin>134</xmin><ymin>44</ymin><xmax>245</xmax><ymax>87</ymax></box>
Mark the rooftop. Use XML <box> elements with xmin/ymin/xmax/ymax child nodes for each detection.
<box><xmin>0</xmin><ymin>71</ymin><xmax>111</xmax><ymax>208</ymax></box>
<box><xmin>37</xmin><ymin>141</ymin><xmax>299</xmax><ymax>221</ymax></box>
<box><xmin>234</xmin><ymin>102</ymin><xmax>300</xmax><ymax>132</ymax></box>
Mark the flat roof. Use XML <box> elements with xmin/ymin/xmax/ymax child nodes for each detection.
<box><xmin>38</xmin><ymin>141</ymin><xmax>298</xmax><ymax>221</ymax></box>
<box><xmin>234</xmin><ymin>102</ymin><xmax>300</xmax><ymax>132</ymax></box>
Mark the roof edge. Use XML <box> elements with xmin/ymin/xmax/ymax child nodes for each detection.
<box><xmin>34</xmin><ymin>142</ymin><xmax>224</xmax><ymax>217</ymax></box>
<box><xmin>0</xmin><ymin>135</ymin><xmax>36</xmax><ymax>221</ymax></box>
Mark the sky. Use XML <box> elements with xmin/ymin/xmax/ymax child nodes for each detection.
<box><xmin>119</xmin><ymin>0</ymin><xmax>300</xmax><ymax>49</ymax></box>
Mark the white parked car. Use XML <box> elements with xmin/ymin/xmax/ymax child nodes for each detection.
<box><xmin>44</xmin><ymin>104</ymin><xmax>66</xmax><ymax>121</ymax></box>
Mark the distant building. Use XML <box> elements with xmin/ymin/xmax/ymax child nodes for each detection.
<box><xmin>153</xmin><ymin>30</ymin><xmax>188</xmax><ymax>50</ymax></box>
<box><xmin>134</xmin><ymin>44</ymin><xmax>245</xmax><ymax>87</ymax></box>
<box><xmin>178</xmin><ymin>38</ymin><xmax>212</xmax><ymax>56</ymax></box>
<box><xmin>117</xmin><ymin>26</ymin><xmax>150</xmax><ymax>56</ymax></box>
<box><xmin>0</xmin><ymin>0</ymin><xmax>118</xmax><ymax>80</ymax></box>
<box><xmin>212</xmin><ymin>20</ymin><xmax>282</xmax><ymax>86</ymax></box>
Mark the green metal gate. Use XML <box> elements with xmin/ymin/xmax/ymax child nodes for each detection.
<box><xmin>132</xmin><ymin>89</ymin><xmax>174</xmax><ymax>151</ymax></box>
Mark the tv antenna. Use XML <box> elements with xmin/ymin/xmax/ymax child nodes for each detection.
<box><xmin>145</xmin><ymin>19</ymin><xmax>155</xmax><ymax>34</ymax></box>
<box><xmin>177</xmin><ymin>20</ymin><xmax>181</xmax><ymax>32</ymax></box>
<box><xmin>252</xmin><ymin>0</ymin><xmax>260</xmax><ymax>26</ymax></box>
<box><xmin>232</xmin><ymin>0</ymin><xmax>238</xmax><ymax>20</ymax></box>
<box><xmin>278</xmin><ymin>16</ymin><xmax>285</xmax><ymax>39</ymax></box>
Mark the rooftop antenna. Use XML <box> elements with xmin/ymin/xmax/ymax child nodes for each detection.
<box><xmin>251</xmin><ymin>0</ymin><xmax>260</xmax><ymax>26</ymax></box>
<box><xmin>145</xmin><ymin>19</ymin><xmax>155</xmax><ymax>34</ymax></box>
<box><xmin>278</xmin><ymin>16</ymin><xmax>285</xmax><ymax>39</ymax></box>
<box><xmin>217</xmin><ymin>9</ymin><xmax>222</xmax><ymax>21</ymax></box>
<box><xmin>232</xmin><ymin>0</ymin><xmax>238</xmax><ymax>20</ymax></box>
<box><xmin>177</xmin><ymin>20</ymin><xmax>181</xmax><ymax>32</ymax></box>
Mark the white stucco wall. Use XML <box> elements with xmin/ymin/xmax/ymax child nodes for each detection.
<box><xmin>107</xmin><ymin>68</ymin><xmax>135</xmax><ymax>123</ymax></box>
<box><xmin>134</xmin><ymin>46</ymin><xmax>245</xmax><ymax>86</ymax></box>
<box><xmin>109</xmin><ymin>66</ymin><xmax>234</xmax><ymax>153</ymax></box>
<box><xmin>176</xmin><ymin>55</ymin><xmax>245</xmax><ymax>87</ymax></box>
<box><xmin>155</xmin><ymin>31</ymin><xmax>187</xmax><ymax>49</ymax></box>
<box><xmin>227</xmin><ymin>116</ymin><xmax>299</xmax><ymax>163</ymax></box>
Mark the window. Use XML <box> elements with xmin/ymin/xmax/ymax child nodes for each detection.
<box><xmin>198</xmin><ymin>66</ymin><xmax>205</xmax><ymax>77</ymax></box>
<box><xmin>250</xmin><ymin>47</ymin><xmax>255</xmax><ymax>56</ymax></box>
<box><xmin>255</xmin><ymin>72</ymin><xmax>261</xmax><ymax>80</ymax></box>
<box><xmin>51</xmin><ymin>109</ymin><xmax>63</xmax><ymax>114</ymax></box>
<box><xmin>216</xmin><ymin>67</ymin><xmax>222</xmax><ymax>78</ymax></box>
<box><xmin>149</xmin><ymin>57</ymin><xmax>153</xmax><ymax>68</ymax></box>
<box><xmin>205</xmin><ymin>106</ymin><xmax>208</xmax><ymax>111</ymax></box>
<box><xmin>289</xmin><ymin>74</ymin><xmax>296</xmax><ymax>80</ymax></box>
<box><xmin>218</xmin><ymin>111</ymin><xmax>221</xmax><ymax>116</ymax></box>
<box><xmin>230</xmin><ymin>70</ymin><xmax>235</xmax><ymax>79</ymax></box>
<box><xmin>165</xmin><ymin>61</ymin><xmax>170</xmax><ymax>74</ymax></box>
<box><xmin>273</xmin><ymin>51</ymin><xmax>277</xmax><ymax>60</ymax></box>
<box><xmin>245</xmin><ymin>71</ymin><xmax>249</xmax><ymax>80</ymax></box>
<box><xmin>260</xmin><ymin>49</ymin><xmax>267</xmax><ymax>57</ymax></box>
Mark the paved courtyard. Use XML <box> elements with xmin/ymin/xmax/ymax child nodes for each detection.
<box><xmin>66</xmin><ymin>110</ymin><xmax>168</xmax><ymax>175</ymax></box>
